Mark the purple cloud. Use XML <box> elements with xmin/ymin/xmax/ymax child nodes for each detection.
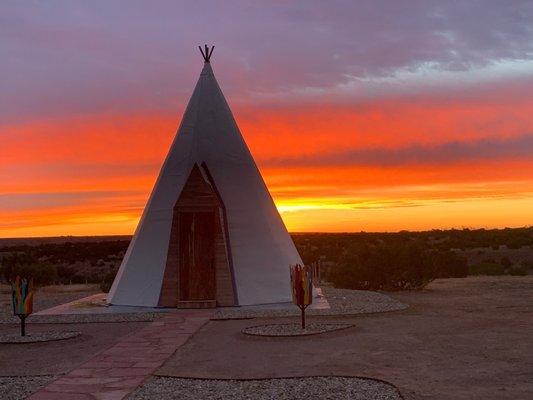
<box><xmin>1</xmin><ymin>1</ymin><xmax>533</xmax><ymax>123</ymax></box>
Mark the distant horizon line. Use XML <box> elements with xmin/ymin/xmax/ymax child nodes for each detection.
<box><xmin>1</xmin><ymin>225</ymin><xmax>532</xmax><ymax>241</ymax></box>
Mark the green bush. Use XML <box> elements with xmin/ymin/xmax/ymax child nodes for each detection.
<box><xmin>0</xmin><ymin>260</ymin><xmax>57</xmax><ymax>286</ymax></box>
<box><xmin>500</xmin><ymin>256</ymin><xmax>512</xmax><ymax>269</ymax></box>
<box><xmin>328</xmin><ymin>243</ymin><xmax>435</xmax><ymax>291</ymax></box>
<box><xmin>469</xmin><ymin>262</ymin><xmax>505</xmax><ymax>276</ymax></box>
<box><xmin>508</xmin><ymin>264</ymin><xmax>528</xmax><ymax>276</ymax></box>
<box><xmin>520</xmin><ymin>260</ymin><xmax>533</xmax><ymax>270</ymax></box>
<box><xmin>99</xmin><ymin>270</ymin><xmax>117</xmax><ymax>293</ymax></box>
<box><xmin>430</xmin><ymin>250</ymin><xmax>468</xmax><ymax>278</ymax></box>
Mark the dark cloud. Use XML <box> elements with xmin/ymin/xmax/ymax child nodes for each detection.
<box><xmin>1</xmin><ymin>1</ymin><xmax>532</xmax><ymax>122</ymax></box>
<box><xmin>262</xmin><ymin>134</ymin><xmax>533</xmax><ymax>167</ymax></box>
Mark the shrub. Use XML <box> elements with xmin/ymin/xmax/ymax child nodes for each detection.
<box><xmin>328</xmin><ymin>243</ymin><xmax>435</xmax><ymax>291</ymax></box>
<box><xmin>1</xmin><ymin>261</ymin><xmax>58</xmax><ymax>286</ymax></box>
<box><xmin>500</xmin><ymin>256</ymin><xmax>512</xmax><ymax>269</ymax></box>
<box><xmin>99</xmin><ymin>270</ymin><xmax>117</xmax><ymax>293</ymax></box>
<box><xmin>520</xmin><ymin>260</ymin><xmax>533</xmax><ymax>270</ymax></box>
<box><xmin>430</xmin><ymin>250</ymin><xmax>468</xmax><ymax>278</ymax></box>
<box><xmin>469</xmin><ymin>261</ymin><xmax>505</xmax><ymax>276</ymax></box>
<box><xmin>509</xmin><ymin>264</ymin><xmax>528</xmax><ymax>276</ymax></box>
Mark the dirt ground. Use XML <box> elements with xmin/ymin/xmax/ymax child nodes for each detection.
<box><xmin>0</xmin><ymin>322</ymin><xmax>148</xmax><ymax>376</ymax></box>
<box><xmin>157</xmin><ymin>276</ymin><xmax>533</xmax><ymax>400</ymax></box>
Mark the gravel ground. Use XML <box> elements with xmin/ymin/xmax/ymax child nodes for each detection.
<box><xmin>1</xmin><ymin>286</ymin><xmax>405</xmax><ymax>322</ymax></box>
<box><xmin>0</xmin><ymin>312</ymin><xmax>159</xmax><ymax>324</ymax></box>
<box><xmin>0</xmin><ymin>375</ymin><xmax>56</xmax><ymax>400</ymax></box>
<box><xmin>213</xmin><ymin>287</ymin><xmax>407</xmax><ymax>319</ymax></box>
<box><xmin>129</xmin><ymin>376</ymin><xmax>402</xmax><ymax>400</ymax></box>
<box><xmin>0</xmin><ymin>330</ymin><xmax>80</xmax><ymax>343</ymax></box>
<box><xmin>242</xmin><ymin>322</ymin><xmax>353</xmax><ymax>337</ymax></box>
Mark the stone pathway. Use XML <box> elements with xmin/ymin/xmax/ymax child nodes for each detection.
<box><xmin>28</xmin><ymin>310</ymin><xmax>212</xmax><ymax>400</ymax></box>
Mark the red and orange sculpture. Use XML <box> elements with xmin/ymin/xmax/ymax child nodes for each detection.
<box><xmin>11</xmin><ymin>276</ymin><xmax>34</xmax><ymax>336</ymax></box>
<box><xmin>290</xmin><ymin>264</ymin><xmax>313</xmax><ymax>329</ymax></box>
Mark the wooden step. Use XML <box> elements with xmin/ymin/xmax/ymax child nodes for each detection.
<box><xmin>176</xmin><ymin>300</ymin><xmax>217</xmax><ymax>309</ymax></box>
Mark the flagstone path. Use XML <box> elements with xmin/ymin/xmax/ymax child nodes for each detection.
<box><xmin>28</xmin><ymin>310</ymin><xmax>212</xmax><ymax>400</ymax></box>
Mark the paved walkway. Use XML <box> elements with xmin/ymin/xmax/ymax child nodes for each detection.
<box><xmin>28</xmin><ymin>310</ymin><xmax>212</xmax><ymax>400</ymax></box>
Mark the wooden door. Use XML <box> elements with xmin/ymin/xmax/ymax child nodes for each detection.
<box><xmin>178</xmin><ymin>211</ymin><xmax>216</xmax><ymax>301</ymax></box>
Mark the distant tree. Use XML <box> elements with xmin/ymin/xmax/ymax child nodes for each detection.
<box><xmin>100</xmin><ymin>269</ymin><xmax>118</xmax><ymax>293</ymax></box>
<box><xmin>500</xmin><ymin>256</ymin><xmax>512</xmax><ymax>270</ymax></box>
<box><xmin>469</xmin><ymin>261</ymin><xmax>505</xmax><ymax>276</ymax></box>
<box><xmin>1</xmin><ymin>260</ymin><xmax>57</xmax><ymax>286</ymax></box>
<box><xmin>329</xmin><ymin>242</ymin><xmax>435</xmax><ymax>291</ymax></box>
<box><xmin>430</xmin><ymin>250</ymin><xmax>468</xmax><ymax>278</ymax></box>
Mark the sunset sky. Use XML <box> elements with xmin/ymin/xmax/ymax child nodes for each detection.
<box><xmin>1</xmin><ymin>1</ymin><xmax>533</xmax><ymax>237</ymax></box>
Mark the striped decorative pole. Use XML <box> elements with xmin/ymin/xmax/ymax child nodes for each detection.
<box><xmin>11</xmin><ymin>276</ymin><xmax>34</xmax><ymax>336</ymax></box>
<box><xmin>290</xmin><ymin>264</ymin><xmax>313</xmax><ymax>329</ymax></box>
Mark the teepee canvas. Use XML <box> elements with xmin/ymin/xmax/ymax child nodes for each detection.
<box><xmin>108</xmin><ymin>46</ymin><xmax>303</xmax><ymax>308</ymax></box>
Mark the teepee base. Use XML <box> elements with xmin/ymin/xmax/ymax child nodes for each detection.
<box><xmin>176</xmin><ymin>300</ymin><xmax>217</xmax><ymax>309</ymax></box>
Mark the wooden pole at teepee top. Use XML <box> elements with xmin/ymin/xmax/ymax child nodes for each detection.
<box><xmin>198</xmin><ymin>44</ymin><xmax>215</xmax><ymax>63</ymax></box>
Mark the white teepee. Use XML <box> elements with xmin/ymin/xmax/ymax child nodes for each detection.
<box><xmin>108</xmin><ymin>47</ymin><xmax>303</xmax><ymax>307</ymax></box>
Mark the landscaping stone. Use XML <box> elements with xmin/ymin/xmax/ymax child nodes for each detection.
<box><xmin>0</xmin><ymin>313</ymin><xmax>159</xmax><ymax>324</ymax></box>
<box><xmin>0</xmin><ymin>376</ymin><xmax>56</xmax><ymax>400</ymax></box>
<box><xmin>213</xmin><ymin>287</ymin><xmax>407</xmax><ymax>319</ymax></box>
<box><xmin>129</xmin><ymin>376</ymin><xmax>402</xmax><ymax>400</ymax></box>
<box><xmin>242</xmin><ymin>322</ymin><xmax>353</xmax><ymax>337</ymax></box>
<box><xmin>0</xmin><ymin>331</ymin><xmax>81</xmax><ymax>343</ymax></box>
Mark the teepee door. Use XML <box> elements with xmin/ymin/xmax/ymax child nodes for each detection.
<box><xmin>178</xmin><ymin>210</ymin><xmax>216</xmax><ymax>302</ymax></box>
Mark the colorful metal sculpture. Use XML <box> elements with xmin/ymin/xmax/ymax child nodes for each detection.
<box><xmin>11</xmin><ymin>276</ymin><xmax>34</xmax><ymax>336</ymax></box>
<box><xmin>290</xmin><ymin>264</ymin><xmax>313</xmax><ymax>329</ymax></box>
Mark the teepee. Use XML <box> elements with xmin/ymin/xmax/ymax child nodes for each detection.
<box><xmin>108</xmin><ymin>46</ymin><xmax>303</xmax><ymax>308</ymax></box>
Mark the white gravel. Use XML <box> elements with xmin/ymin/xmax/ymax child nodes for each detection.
<box><xmin>0</xmin><ymin>331</ymin><xmax>80</xmax><ymax>343</ymax></box>
<box><xmin>0</xmin><ymin>313</ymin><xmax>159</xmax><ymax>324</ymax></box>
<box><xmin>129</xmin><ymin>377</ymin><xmax>402</xmax><ymax>400</ymax></box>
<box><xmin>242</xmin><ymin>322</ymin><xmax>353</xmax><ymax>337</ymax></box>
<box><xmin>214</xmin><ymin>287</ymin><xmax>407</xmax><ymax>320</ymax></box>
<box><xmin>0</xmin><ymin>376</ymin><xmax>56</xmax><ymax>400</ymax></box>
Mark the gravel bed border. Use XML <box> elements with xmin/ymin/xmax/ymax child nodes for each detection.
<box><xmin>0</xmin><ymin>331</ymin><xmax>81</xmax><ymax>344</ymax></box>
<box><xmin>129</xmin><ymin>376</ymin><xmax>403</xmax><ymax>400</ymax></box>
<box><xmin>213</xmin><ymin>287</ymin><xmax>407</xmax><ymax>320</ymax></box>
<box><xmin>0</xmin><ymin>312</ymin><xmax>160</xmax><ymax>324</ymax></box>
<box><xmin>242</xmin><ymin>322</ymin><xmax>354</xmax><ymax>337</ymax></box>
<box><xmin>0</xmin><ymin>375</ymin><xmax>57</xmax><ymax>400</ymax></box>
